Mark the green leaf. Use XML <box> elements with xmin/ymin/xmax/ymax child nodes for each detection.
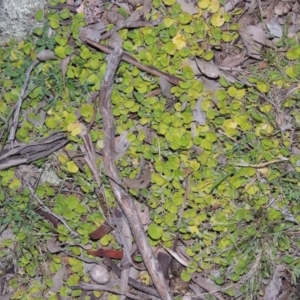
<box><xmin>215</xmin><ymin>277</ymin><xmax>225</xmax><ymax>285</ymax></box>
<box><xmin>66</xmin><ymin>161</ymin><xmax>79</xmax><ymax>173</ymax></box>
<box><xmin>182</xmin><ymin>66</ymin><xmax>194</xmax><ymax>79</ymax></box>
<box><xmin>55</xmin><ymin>36</ymin><xmax>68</xmax><ymax>46</ymax></box>
<box><xmin>286</xmin><ymin>49</ymin><xmax>299</xmax><ymax>60</ymax></box>
<box><xmin>33</xmin><ymin>27</ymin><xmax>43</xmax><ymax>36</ymax></box>
<box><xmin>163</xmin><ymin>0</ymin><xmax>176</xmax><ymax>5</ymax></box>
<box><xmin>203</xmin><ymin>50</ymin><xmax>214</xmax><ymax>60</ymax></box>
<box><xmin>169</xmin><ymin>25</ymin><xmax>177</xmax><ymax>37</ymax></box>
<box><xmin>66</xmin><ymin>274</ymin><xmax>80</xmax><ymax>286</ymax></box>
<box><xmin>282</xmin><ymin>256</ymin><xmax>294</xmax><ymax>264</ymax></box>
<box><xmin>49</xmin><ymin>17</ymin><xmax>60</xmax><ymax>29</ymax></box>
<box><xmin>181</xmin><ymin>270</ymin><xmax>191</xmax><ymax>282</ymax></box>
<box><xmin>162</xmin><ymin>42</ymin><xmax>177</xmax><ymax>55</ymax></box>
<box><xmin>257</xmin><ymin>80</ymin><xmax>270</xmax><ymax>93</ymax></box>
<box><xmin>178</xmin><ymin>13</ymin><xmax>192</xmax><ymax>25</ymax></box>
<box><xmin>80</xmin><ymin>104</ymin><xmax>94</xmax><ymax>121</ymax></box>
<box><xmin>123</xmin><ymin>40</ymin><xmax>134</xmax><ymax>51</ymax></box>
<box><xmin>35</xmin><ymin>9</ymin><xmax>44</xmax><ymax>22</ymax></box>
<box><xmin>148</xmin><ymin>224</ymin><xmax>163</xmax><ymax>240</ymax></box>
<box><xmin>286</xmin><ymin>65</ymin><xmax>298</xmax><ymax>78</ymax></box>
<box><xmin>269</xmin><ymin>71</ymin><xmax>282</xmax><ymax>81</ymax></box>
<box><xmin>267</xmin><ymin>208</ymin><xmax>282</xmax><ymax>221</ymax></box>
<box><xmin>60</xmin><ymin>8</ymin><xmax>71</xmax><ymax>20</ymax></box>
<box><xmin>80</xmin><ymin>47</ymin><xmax>92</xmax><ymax>59</ymax></box>
<box><xmin>54</xmin><ymin>46</ymin><xmax>67</xmax><ymax>58</ymax></box>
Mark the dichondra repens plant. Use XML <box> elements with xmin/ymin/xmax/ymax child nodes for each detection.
<box><xmin>0</xmin><ymin>0</ymin><xmax>300</xmax><ymax>299</ymax></box>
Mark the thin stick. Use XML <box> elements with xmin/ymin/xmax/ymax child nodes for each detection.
<box><xmin>25</xmin><ymin>182</ymin><xmax>79</xmax><ymax>238</ymax></box>
<box><xmin>72</xmin><ymin>283</ymin><xmax>141</xmax><ymax>300</ymax></box>
<box><xmin>101</xmin><ymin>19</ymin><xmax>161</xmax><ymax>40</ymax></box>
<box><xmin>86</xmin><ymin>38</ymin><xmax>182</xmax><ymax>86</ymax></box>
<box><xmin>99</xmin><ymin>47</ymin><xmax>173</xmax><ymax>300</ymax></box>
<box><xmin>232</xmin><ymin>157</ymin><xmax>288</xmax><ymax>168</ymax></box>
<box><xmin>9</xmin><ymin>60</ymin><xmax>40</xmax><ymax>145</ymax></box>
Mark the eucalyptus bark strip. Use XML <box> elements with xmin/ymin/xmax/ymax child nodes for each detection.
<box><xmin>99</xmin><ymin>47</ymin><xmax>173</xmax><ymax>300</ymax></box>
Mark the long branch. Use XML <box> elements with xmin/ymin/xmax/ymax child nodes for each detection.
<box><xmin>99</xmin><ymin>47</ymin><xmax>173</xmax><ymax>300</ymax></box>
<box><xmin>86</xmin><ymin>38</ymin><xmax>182</xmax><ymax>86</ymax></box>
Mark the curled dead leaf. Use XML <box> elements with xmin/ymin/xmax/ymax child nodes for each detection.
<box><xmin>195</xmin><ymin>58</ymin><xmax>220</xmax><ymax>78</ymax></box>
<box><xmin>238</xmin><ymin>25</ymin><xmax>266</xmax><ymax>59</ymax></box>
<box><xmin>123</xmin><ymin>165</ymin><xmax>151</xmax><ymax>189</ymax></box>
<box><xmin>50</xmin><ymin>266</ymin><xmax>67</xmax><ymax>293</ymax></box>
<box><xmin>47</xmin><ymin>238</ymin><xmax>65</xmax><ymax>253</ymax></box>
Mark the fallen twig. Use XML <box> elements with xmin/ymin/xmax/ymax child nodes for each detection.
<box><xmin>9</xmin><ymin>60</ymin><xmax>40</xmax><ymax>145</ymax></box>
<box><xmin>192</xmin><ymin>273</ymin><xmax>225</xmax><ymax>300</ymax></box>
<box><xmin>232</xmin><ymin>157</ymin><xmax>288</xmax><ymax>168</ymax></box>
<box><xmin>24</xmin><ymin>181</ymin><xmax>79</xmax><ymax>238</ymax></box>
<box><xmin>101</xmin><ymin>19</ymin><xmax>161</xmax><ymax>40</ymax></box>
<box><xmin>99</xmin><ymin>47</ymin><xmax>173</xmax><ymax>300</ymax></box>
<box><xmin>86</xmin><ymin>38</ymin><xmax>182</xmax><ymax>86</ymax></box>
<box><xmin>72</xmin><ymin>283</ymin><xmax>141</xmax><ymax>300</ymax></box>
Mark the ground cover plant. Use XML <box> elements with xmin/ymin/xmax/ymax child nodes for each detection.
<box><xmin>1</xmin><ymin>0</ymin><xmax>300</xmax><ymax>299</ymax></box>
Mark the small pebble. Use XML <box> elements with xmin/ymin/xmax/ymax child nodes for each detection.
<box><xmin>89</xmin><ymin>264</ymin><xmax>110</xmax><ymax>284</ymax></box>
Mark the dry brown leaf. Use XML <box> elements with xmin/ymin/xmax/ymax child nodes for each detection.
<box><xmin>245</xmin><ymin>0</ymin><xmax>257</xmax><ymax>14</ymax></box>
<box><xmin>184</xmin><ymin>58</ymin><xmax>200</xmax><ymax>75</ymax></box>
<box><xmin>60</xmin><ymin>55</ymin><xmax>73</xmax><ymax>81</ymax></box>
<box><xmin>79</xmin><ymin>26</ymin><xmax>104</xmax><ymax>43</ymax></box>
<box><xmin>90</xmin><ymin>221</ymin><xmax>113</xmax><ymax>240</ymax></box>
<box><xmin>159</xmin><ymin>76</ymin><xmax>172</xmax><ymax>99</ymax></box>
<box><xmin>193</xmin><ymin>97</ymin><xmax>206</xmax><ymax>125</ymax></box>
<box><xmin>123</xmin><ymin>165</ymin><xmax>151</xmax><ymax>189</ymax></box>
<box><xmin>127</xmin><ymin>9</ymin><xmax>143</xmax><ymax>22</ymax></box>
<box><xmin>47</xmin><ymin>238</ymin><xmax>65</xmax><ymax>253</ymax></box>
<box><xmin>224</xmin><ymin>0</ymin><xmax>241</xmax><ymax>12</ymax></box>
<box><xmin>50</xmin><ymin>266</ymin><xmax>67</xmax><ymax>293</ymax></box>
<box><xmin>238</xmin><ymin>25</ymin><xmax>266</xmax><ymax>59</ymax></box>
<box><xmin>220</xmin><ymin>53</ymin><xmax>246</xmax><ymax>68</ymax></box>
<box><xmin>76</xmin><ymin>2</ymin><xmax>85</xmax><ymax>14</ymax></box>
<box><xmin>263</xmin><ymin>265</ymin><xmax>285</xmax><ymax>300</ymax></box>
<box><xmin>115</xmin><ymin>131</ymin><xmax>131</xmax><ymax>159</ymax></box>
<box><xmin>143</xmin><ymin>0</ymin><xmax>152</xmax><ymax>17</ymax></box>
<box><xmin>192</xmin><ymin>273</ymin><xmax>225</xmax><ymax>300</ymax></box>
<box><xmin>177</xmin><ymin>0</ymin><xmax>198</xmax><ymax>15</ymax></box>
<box><xmin>195</xmin><ymin>58</ymin><xmax>220</xmax><ymax>78</ymax></box>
